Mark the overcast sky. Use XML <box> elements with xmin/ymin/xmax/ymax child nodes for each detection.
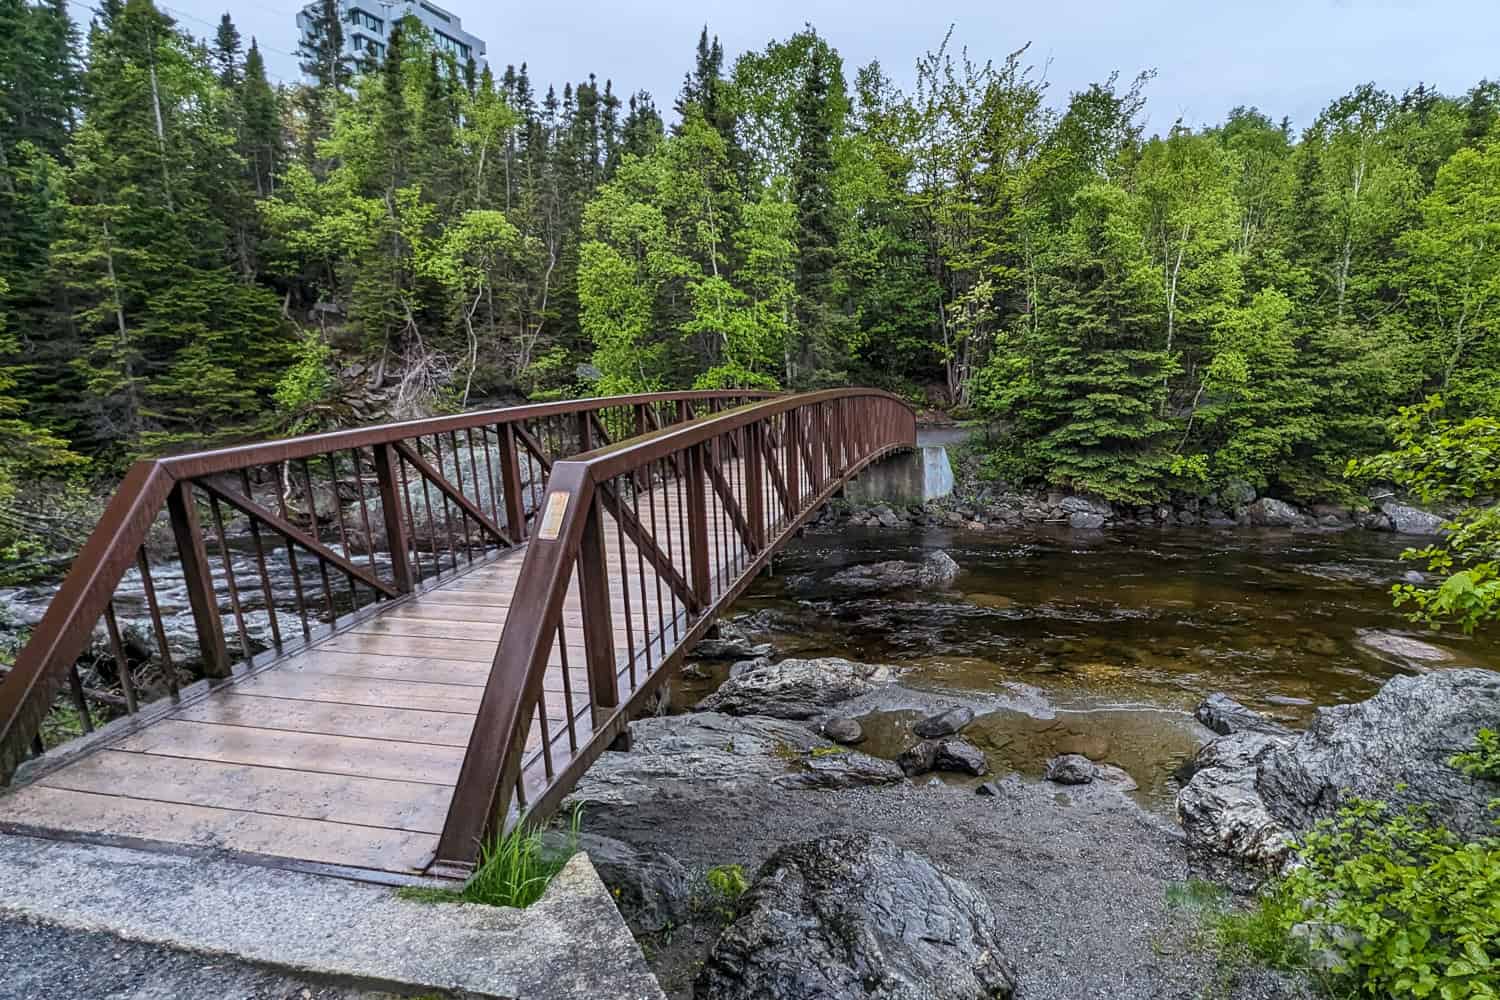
<box><xmin>124</xmin><ymin>0</ymin><xmax>1496</xmax><ymax>132</ymax></box>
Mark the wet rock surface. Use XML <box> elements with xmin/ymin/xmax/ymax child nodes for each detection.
<box><xmin>694</xmin><ymin>834</ymin><xmax>1018</xmax><ymax>1000</ymax></box>
<box><xmin>913</xmin><ymin>705</ymin><xmax>975</xmax><ymax>738</ymax></box>
<box><xmin>822</xmin><ymin>717</ymin><xmax>865</xmax><ymax>744</ymax></box>
<box><xmin>1380</xmin><ymin>501</ymin><xmax>1445</xmax><ymax>536</ymax></box>
<box><xmin>695</xmin><ymin>657</ymin><xmax>898</xmax><ymax>719</ymax></box>
<box><xmin>1179</xmin><ymin>669</ymin><xmax>1500</xmax><ymax>866</ymax></box>
<box><xmin>1194</xmin><ymin>693</ymin><xmax>1293</xmax><ymax>737</ymax></box>
<box><xmin>543</xmin><ymin>832</ymin><xmax>690</xmax><ymax>936</ymax></box>
<box><xmin>811</xmin><ymin>550</ymin><xmax>962</xmax><ymax>594</ymax></box>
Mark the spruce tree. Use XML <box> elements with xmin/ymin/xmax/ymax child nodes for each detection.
<box><xmin>789</xmin><ymin>42</ymin><xmax>843</xmax><ymax>384</ymax></box>
<box><xmin>240</xmin><ymin>40</ymin><xmax>281</xmax><ymax>196</ymax></box>
<box><xmin>212</xmin><ymin>12</ymin><xmax>241</xmax><ymax>89</ymax></box>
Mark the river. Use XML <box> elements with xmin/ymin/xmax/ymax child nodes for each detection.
<box><xmin>692</xmin><ymin>524</ymin><xmax>1500</xmax><ymax>810</ymax></box>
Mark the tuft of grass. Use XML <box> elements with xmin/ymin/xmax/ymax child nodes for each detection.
<box><xmin>1164</xmin><ymin>878</ymin><xmax>1230</xmax><ymax>913</ymax></box>
<box><xmin>399</xmin><ymin>806</ymin><xmax>582</xmax><ymax>910</ymax></box>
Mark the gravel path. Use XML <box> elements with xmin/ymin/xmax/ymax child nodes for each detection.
<box><xmin>587</xmin><ymin>764</ymin><xmax>1313</xmax><ymax>1000</ymax></box>
<box><xmin>0</xmin><ymin>916</ymin><xmax>397</xmax><ymax>1000</ymax></box>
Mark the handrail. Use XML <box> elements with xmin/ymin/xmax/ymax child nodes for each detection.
<box><xmin>434</xmin><ymin>388</ymin><xmax>916</xmax><ymax>871</ymax></box>
<box><xmin>0</xmin><ymin>390</ymin><xmax>774</xmax><ymax>786</ymax></box>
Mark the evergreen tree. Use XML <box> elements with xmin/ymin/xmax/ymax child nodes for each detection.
<box><xmin>240</xmin><ymin>39</ymin><xmax>281</xmax><ymax>196</ymax></box>
<box><xmin>212</xmin><ymin>12</ymin><xmax>241</xmax><ymax>89</ymax></box>
<box><xmin>788</xmin><ymin>41</ymin><xmax>843</xmax><ymax>383</ymax></box>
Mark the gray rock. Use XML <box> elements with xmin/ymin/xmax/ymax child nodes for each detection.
<box><xmin>896</xmin><ymin>739</ymin><xmax>941</xmax><ymax>777</ymax></box>
<box><xmin>1194</xmin><ymin>693</ymin><xmax>1293</xmax><ymax>737</ymax></box>
<box><xmin>1221</xmin><ymin>480</ymin><xmax>1258</xmax><ymax>507</ymax></box>
<box><xmin>566</xmin><ymin>713</ymin><xmax>902</xmax><ymax>811</ymax></box>
<box><xmin>1178</xmin><ymin>669</ymin><xmax>1500</xmax><ymax>866</ymax></box>
<box><xmin>975</xmin><ymin>781</ymin><xmax>1001</xmax><ymax>797</ymax></box>
<box><xmin>1247</xmin><ymin>497</ymin><xmax>1302</xmax><ymax>527</ymax></box>
<box><xmin>542</xmin><ymin>832</ymin><xmax>689</xmax><ymax>935</ymax></box>
<box><xmin>1068</xmin><ymin>512</ymin><xmax>1106</xmax><ymax>529</ymax></box>
<box><xmin>935</xmin><ymin>739</ymin><xmax>989</xmax><ymax>776</ymax></box>
<box><xmin>821</xmin><ymin>550</ymin><xmax>961</xmax><ymax>594</ymax></box>
<box><xmin>1059</xmin><ymin>494</ymin><xmax>1112</xmax><ymax>516</ymax></box>
<box><xmin>899</xmin><ymin>738</ymin><xmax>988</xmax><ymax>777</ymax></box>
<box><xmin>694</xmin><ymin>834</ymin><xmax>1018</xmax><ymax>1000</ymax></box>
<box><xmin>1093</xmin><ymin>764</ymin><xmax>1139</xmax><ymax>792</ymax></box>
<box><xmin>1380</xmin><ymin>502</ymin><xmax>1445</xmax><ymax>536</ymax></box>
<box><xmin>1045</xmin><ymin>754</ymin><xmax>1096</xmax><ymax>785</ymax></box>
<box><xmin>822</xmin><ymin>717</ymin><xmax>865</xmax><ymax>744</ymax></box>
<box><xmin>696</xmin><ymin>657</ymin><xmax>898</xmax><ymax>719</ymax></box>
<box><xmin>1353</xmin><ymin>629</ymin><xmax>1465</xmax><ymax>669</ymax></box>
<box><xmin>913</xmin><ymin>705</ymin><xmax>976</xmax><ymax>738</ymax></box>
<box><xmin>693</xmin><ymin>637</ymin><xmax>773</xmax><ymax>661</ymax></box>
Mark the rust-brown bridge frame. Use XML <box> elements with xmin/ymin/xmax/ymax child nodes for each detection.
<box><xmin>0</xmin><ymin>389</ymin><xmax>916</xmax><ymax>878</ymax></box>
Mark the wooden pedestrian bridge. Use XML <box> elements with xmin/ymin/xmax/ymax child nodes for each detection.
<box><xmin>0</xmin><ymin>389</ymin><xmax>915</xmax><ymax>880</ymax></box>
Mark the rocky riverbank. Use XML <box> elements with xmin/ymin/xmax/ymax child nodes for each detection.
<box><xmin>827</xmin><ymin>448</ymin><xmax>1448</xmax><ymax>535</ymax></box>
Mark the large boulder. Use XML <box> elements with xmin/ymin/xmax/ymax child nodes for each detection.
<box><xmin>542</xmin><ymin>832</ymin><xmax>690</xmax><ymax>935</ymax></box>
<box><xmin>913</xmin><ymin>705</ymin><xmax>976</xmax><ymax>738</ymax></box>
<box><xmin>566</xmin><ymin>713</ymin><xmax>903</xmax><ymax>812</ymax></box>
<box><xmin>1247</xmin><ymin>497</ymin><xmax>1303</xmax><ymax>527</ymax></box>
<box><xmin>694</xmin><ymin>834</ymin><xmax>1017</xmax><ymax>1000</ymax></box>
<box><xmin>697</xmin><ymin>657</ymin><xmax>898</xmax><ymax>719</ymax></box>
<box><xmin>1178</xmin><ymin>669</ymin><xmax>1500</xmax><ymax>866</ymax></box>
<box><xmin>1380</xmin><ymin>501</ymin><xmax>1445</xmax><ymax>536</ymax></box>
<box><xmin>820</xmin><ymin>551</ymin><xmax>962</xmax><ymax>595</ymax></box>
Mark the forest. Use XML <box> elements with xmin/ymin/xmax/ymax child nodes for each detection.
<box><xmin>2</xmin><ymin>0</ymin><xmax>1499</xmax><ymax>568</ymax></box>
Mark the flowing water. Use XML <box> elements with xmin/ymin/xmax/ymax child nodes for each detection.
<box><xmin>703</xmin><ymin>525</ymin><xmax>1500</xmax><ymax>811</ymax></box>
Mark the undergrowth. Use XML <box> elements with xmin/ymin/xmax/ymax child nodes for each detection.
<box><xmin>400</xmin><ymin>806</ymin><xmax>582</xmax><ymax>910</ymax></box>
<box><xmin>1208</xmin><ymin>778</ymin><xmax>1500</xmax><ymax>999</ymax></box>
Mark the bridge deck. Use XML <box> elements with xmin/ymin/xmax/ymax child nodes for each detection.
<box><xmin>0</xmin><ymin>466</ymin><xmax>753</xmax><ymax>878</ymax></box>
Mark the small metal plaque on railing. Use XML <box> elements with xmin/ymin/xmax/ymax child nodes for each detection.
<box><xmin>538</xmin><ymin>492</ymin><xmax>570</xmax><ymax>540</ymax></box>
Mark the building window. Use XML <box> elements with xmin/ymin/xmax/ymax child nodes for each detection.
<box><xmin>434</xmin><ymin>31</ymin><xmax>470</xmax><ymax>60</ymax></box>
<box><xmin>346</xmin><ymin>8</ymin><xmax>383</xmax><ymax>32</ymax></box>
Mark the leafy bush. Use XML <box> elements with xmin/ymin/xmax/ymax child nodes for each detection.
<box><xmin>1451</xmin><ymin>729</ymin><xmax>1500</xmax><ymax>781</ymax></box>
<box><xmin>1222</xmin><ymin>798</ymin><xmax>1500</xmax><ymax>999</ymax></box>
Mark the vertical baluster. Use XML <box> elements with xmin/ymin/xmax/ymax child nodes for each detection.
<box><xmin>685</xmin><ymin>443</ymin><xmax>711</xmax><ymax>609</ymax></box>
<box><xmin>207</xmin><ymin>495</ymin><xmax>253</xmax><ymax>663</ymax></box>
<box><xmin>554</xmin><ymin>624</ymin><xmax>580</xmax><ymax>753</ymax></box>
<box><xmin>299</xmin><ymin>458</ymin><xmax>337</xmax><ymax>625</ymax></box>
<box><xmin>411</xmin><ymin>439</ymin><xmax>444</xmax><ymax>576</ymax></box>
<box><xmin>350</xmin><ymin>448</ymin><xmax>379</xmax><ymax>578</ymax></box>
<box><xmin>325</xmin><ymin>453</ymin><xmax>361</xmax><ymax>611</ymax></box>
<box><xmin>102</xmin><ymin>602</ymin><xmax>137</xmax><ymax>715</ymax></box>
<box><xmin>136</xmin><ymin>548</ymin><xmax>179</xmax><ymax>698</ymax></box>
<box><xmin>397</xmin><ymin>446</ymin><xmax>428</xmax><ymax>584</ymax></box>
<box><xmin>784</xmin><ymin>409</ymin><xmax>801</xmax><ymax>515</ymax></box>
<box><xmin>238</xmin><ymin>470</ymin><xmax>283</xmax><ymax>650</ymax></box>
<box><xmin>500</xmin><ymin>423</ymin><xmax>526</xmax><ymax>542</ymax></box>
<box><xmin>272</xmin><ymin>463</ymin><xmax>313</xmax><ymax>641</ymax></box>
<box><xmin>166</xmin><ymin>480</ymin><xmax>230</xmax><ymax>677</ymax></box>
<box><xmin>443</xmin><ymin>431</ymin><xmax>475</xmax><ymax>562</ymax></box>
<box><xmin>373</xmin><ymin>444</ymin><xmax>414</xmax><ymax>593</ymax></box>
<box><xmin>746</xmin><ymin>424</ymin><xmax>765</xmax><ymax>553</ymax></box>
<box><xmin>427</xmin><ymin>437</ymin><xmax>463</xmax><ymax>571</ymax></box>
<box><xmin>471</xmin><ymin>427</ymin><xmax>502</xmax><ymax>539</ymax></box>
<box><xmin>645</xmin><ymin>457</ymin><xmax>668</xmax><ymax>660</ymax></box>
<box><xmin>613</xmin><ymin>473</ymin><xmax>638</xmax><ymax>689</ymax></box>
<box><xmin>67</xmin><ymin>663</ymin><xmax>94</xmax><ymax>733</ymax></box>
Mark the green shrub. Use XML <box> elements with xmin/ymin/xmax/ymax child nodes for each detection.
<box><xmin>1451</xmin><ymin>729</ymin><xmax>1500</xmax><ymax>781</ymax></box>
<box><xmin>1221</xmin><ymin>798</ymin><xmax>1500</xmax><ymax>999</ymax></box>
<box><xmin>705</xmin><ymin>863</ymin><xmax>749</xmax><ymax>920</ymax></box>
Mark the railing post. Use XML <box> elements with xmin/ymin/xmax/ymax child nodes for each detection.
<box><xmin>166</xmin><ymin>480</ymin><xmax>230</xmax><ymax>679</ymax></box>
<box><xmin>578</xmin><ymin>410</ymin><xmax>594</xmax><ymax>452</ymax></box>
<box><xmin>500</xmin><ymin>423</ymin><xmax>527</xmax><ymax>541</ymax></box>
<box><xmin>745</xmin><ymin>424</ymin><xmax>765</xmax><ymax>550</ymax></box>
<box><xmin>576</xmin><ymin>498</ymin><xmax>618</xmax><ymax>723</ymax></box>
<box><xmin>784</xmin><ymin>409</ymin><xmax>801</xmax><ymax>514</ymax></box>
<box><xmin>373</xmin><ymin>444</ymin><xmax>413</xmax><ymax>593</ymax></box>
<box><xmin>685</xmin><ymin>442</ymin><xmax>712</xmax><ymax>605</ymax></box>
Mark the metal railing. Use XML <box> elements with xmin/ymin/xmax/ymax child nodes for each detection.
<box><xmin>433</xmin><ymin>389</ymin><xmax>916</xmax><ymax>873</ymax></box>
<box><xmin>0</xmin><ymin>391</ymin><xmax>774</xmax><ymax>786</ymax></box>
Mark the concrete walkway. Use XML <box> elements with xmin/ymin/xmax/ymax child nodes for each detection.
<box><xmin>0</xmin><ymin>834</ymin><xmax>664</xmax><ymax>1000</ymax></box>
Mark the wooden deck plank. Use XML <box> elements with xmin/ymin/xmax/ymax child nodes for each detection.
<box><xmin>114</xmin><ymin>720</ymin><xmax>465</xmax><ymax>785</ymax></box>
<box><xmin>1</xmin><ymin>785</ymin><xmax>437</xmax><ymax>872</ymax></box>
<box><xmin>35</xmin><ymin>750</ymin><xmax>451</xmax><ymax>833</ymax></box>
<box><xmin>173</xmin><ymin>695</ymin><xmax>478</xmax><ymax>747</ymax></box>
<box><xmin>287</xmin><ymin>649</ymin><xmax>492</xmax><ymax>687</ymax></box>
<box><xmin>231</xmin><ymin>672</ymin><xmax>483</xmax><ymax>715</ymax></box>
